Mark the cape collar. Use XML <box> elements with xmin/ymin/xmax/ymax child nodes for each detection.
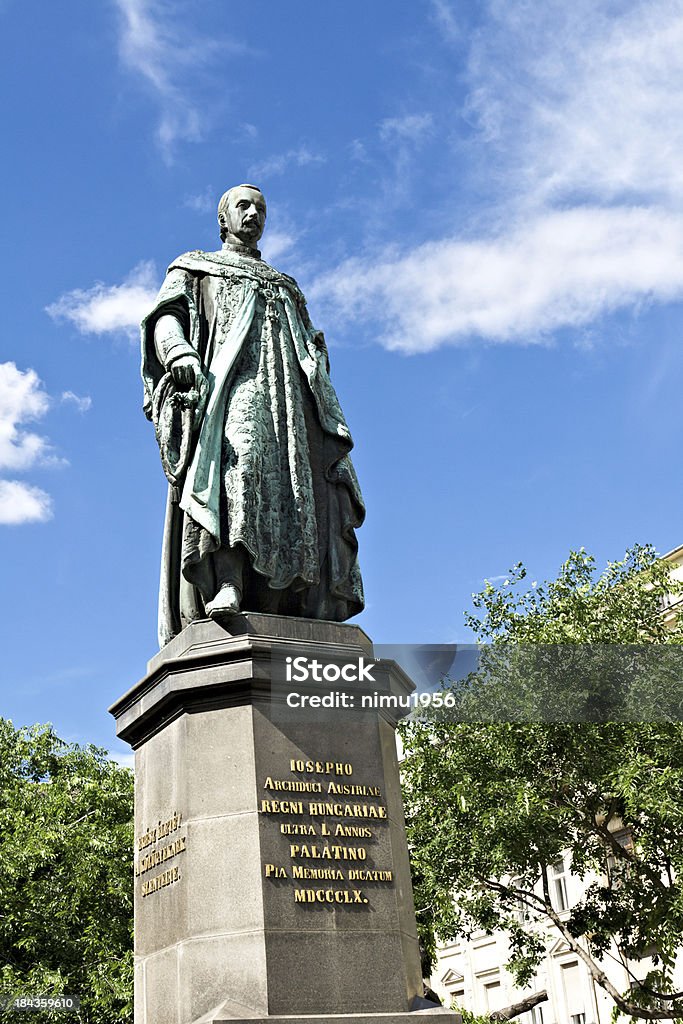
<box><xmin>170</xmin><ymin>249</ymin><xmax>303</xmax><ymax>300</ymax></box>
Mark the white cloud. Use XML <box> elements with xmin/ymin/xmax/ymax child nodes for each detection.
<box><xmin>430</xmin><ymin>0</ymin><xmax>460</xmax><ymax>43</ymax></box>
<box><xmin>377</xmin><ymin>114</ymin><xmax>435</xmax><ymax>206</ymax></box>
<box><xmin>249</xmin><ymin>146</ymin><xmax>325</xmax><ymax>180</ymax></box>
<box><xmin>0</xmin><ymin>364</ymin><xmax>58</xmax><ymax>525</ymax></box>
<box><xmin>113</xmin><ymin>0</ymin><xmax>251</xmax><ymax>158</ymax></box>
<box><xmin>378</xmin><ymin>114</ymin><xmax>433</xmax><ymax>144</ymax></box>
<box><xmin>0</xmin><ymin>363</ymin><xmax>51</xmax><ymax>472</ymax></box>
<box><xmin>114</xmin><ymin>0</ymin><xmax>202</xmax><ymax>155</ymax></box>
<box><xmin>183</xmin><ymin>186</ymin><xmax>214</xmax><ymax>215</ymax></box>
<box><xmin>261</xmin><ymin>230</ymin><xmax>298</xmax><ymax>265</ymax></box>
<box><xmin>310</xmin><ymin>206</ymin><xmax>683</xmax><ymax>352</ymax></box>
<box><xmin>350</xmin><ymin>139</ymin><xmax>369</xmax><ymax>163</ymax></box>
<box><xmin>46</xmin><ymin>261</ymin><xmax>159</xmax><ymax>339</ymax></box>
<box><xmin>0</xmin><ymin>480</ymin><xmax>53</xmax><ymax>525</ymax></box>
<box><xmin>313</xmin><ymin>0</ymin><xmax>683</xmax><ymax>350</ymax></box>
<box><xmin>465</xmin><ymin>0</ymin><xmax>683</xmax><ymax>207</ymax></box>
<box><xmin>61</xmin><ymin>391</ymin><xmax>93</xmax><ymax>413</ymax></box>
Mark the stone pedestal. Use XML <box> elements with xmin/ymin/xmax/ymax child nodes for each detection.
<box><xmin>110</xmin><ymin>614</ymin><xmax>460</xmax><ymax>1024</ymax></box>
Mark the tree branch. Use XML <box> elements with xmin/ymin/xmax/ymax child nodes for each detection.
<box><xmin>490</xmin><ymin>990</ymin><xmax>547</xmax><ymax>1021</ymax></box>
<box><xmin>538</xmin><ymin>884</ymin><xmax>682</xmax><ymax>1019</ymax></box>
<box><xmin>480</xmin><ymin>875</ymin><xmax>683</xmax><ymax>1020</ymax></box>
<box><xmin>603</xmin><ymin>947</ymin><xmax>683</xmax><ymax>1003</ymax></box>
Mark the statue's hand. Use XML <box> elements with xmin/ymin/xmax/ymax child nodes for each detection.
<box><xmin>168</xmin><ymin>356</ymin><xmax>209</xmax><ymax>430</ymax></box>
<box><xmin>171</xmin><ymin>354</ymin><xmax>202</xmax><ymax>390</ymax></box>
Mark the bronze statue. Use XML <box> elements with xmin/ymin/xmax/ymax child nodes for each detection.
<box><xmin>142</xmin><ymin>185</ymin><xmax>364</xmax><ymax>646</ymax></box>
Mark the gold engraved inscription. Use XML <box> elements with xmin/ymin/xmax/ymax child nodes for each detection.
<box><xmin>289</xmin><ymin>843</ymin><xmax>366</xmax><ymax>861</ymax></box>
<box><xmin>135</xmin><ymin>836</ymin><xmax>186</xmax><ymax>876</ymax></box>
<box><xmin>294</xmin><ymin>888</ymin><xmax>369</xmax><ymax>904</ymax></box>
<box><xmin>260</xmin><ymin>799</ymin><xmax>304</xmax><ymax>814</ymax></box>
<box><xmin>265</xmin><ymin>777</ymin><xmax>323</xmax><ymax>793</ymax></box>
<box><xmin>281</xmin><ymin>823</ymin><xmax>317</xmax><ymax>835</ymax></box>
<box><xmin>135</xmin><ymin>810</ymin><xmax>186</xmax><ymax>897</ymax></box>
<box><xmin>264</xmin><ymin>864</ymin><xmax>288</xmax><ymax>878</ymax></box>
<box><xmin>141</xmin><ymin>865</ymin><xmax>179</xmax><ymax>897</ymax></box>
<box><xmin>290</xmin><ymin>760</ymin><xmax>353</xmax><ymax>776</ymax></box>
<box><xmin>259</xmin><ymin>759</ymin><xmax>395</xmax><ymax>905</ymax></box>
<box><xmin>308</xmin><ymin>802</ymin><xmax>387</xmax><ymax>818</ymax></box>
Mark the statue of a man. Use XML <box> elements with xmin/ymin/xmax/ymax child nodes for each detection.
<box><xmin>141</xmin><ymin>184</ymin><xmax>365</xmax><ymax>647</ymax></box>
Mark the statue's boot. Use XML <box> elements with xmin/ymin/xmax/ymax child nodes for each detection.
<box><xmin>206</xmin><ymin>583</ymin><xmax>242</xmax><ymax>619</ymax></box>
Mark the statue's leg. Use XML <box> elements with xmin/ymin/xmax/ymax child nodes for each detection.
<box><xmin>205</xmin><ymin>546</ymin><xmax>244</xmax><ymax>617</ymax></box>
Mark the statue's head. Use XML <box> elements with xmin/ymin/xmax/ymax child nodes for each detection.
<box><xmin>217</xmin><ymin>184</ymin><xmax>267</xmax><ymax>248</ymax></box>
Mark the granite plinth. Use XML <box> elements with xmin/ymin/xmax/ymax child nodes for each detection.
<box><xmin>110</xmin><ymin>616</ymin><xmax>458</xmax><ymax>1024</ymax></box>
<box><xmin>198</xmin><ymin>1011</ymin><xmax>461</xmax><ymax>1024</ymax></box>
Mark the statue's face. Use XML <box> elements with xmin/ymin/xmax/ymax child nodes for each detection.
<box><xmin>224</xmin><ymin>187</ymin><xmax>266</xmax><ymax>245</ymax></box>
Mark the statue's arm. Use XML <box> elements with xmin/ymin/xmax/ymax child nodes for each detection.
<box><xmin>154</xmin><ymin>313</ymin><xmax>203</xmax><ymax>389</ymax></box>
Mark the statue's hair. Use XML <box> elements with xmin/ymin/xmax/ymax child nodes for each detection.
<box><xmin>217</xmin><ymin>184</ymin><xmax>265</xmax><ymax>241</ymax></box>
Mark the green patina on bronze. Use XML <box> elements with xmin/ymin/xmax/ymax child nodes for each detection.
<box><xmin>141</xmin><ymin>185</ymin><xmax>365</xmax><ymax>646</ymax></box>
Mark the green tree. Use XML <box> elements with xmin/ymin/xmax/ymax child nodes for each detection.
<box><xmin>400</xmin><ymin>545</ymin><xmax>683</xmax><ymax>1020</ymax></box>
<box><xmin>0</xmin><ymin>719</ymin><xmax>133</xmax><ymax>1023</ymax></box>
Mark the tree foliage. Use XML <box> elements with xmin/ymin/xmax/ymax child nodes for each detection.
<box><xmin>0</xmin><ymin>720</ymin><xmax>133</xmax><ymax>1023</ymax></box>
<box><xmin>400</xmin><ymin>545</ymin><xmax>683</xmax><ymax>1020</ymax></box>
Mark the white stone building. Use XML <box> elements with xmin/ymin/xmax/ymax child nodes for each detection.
<box><xmin>431</xmin><ymin>852</ymin><xmax>634</xmax><ymax>1020</ymax></box>
<box><xmin>431</xmin><ymin>849</ymin><xmax>683</xmax><ymax>1021</ymax></box>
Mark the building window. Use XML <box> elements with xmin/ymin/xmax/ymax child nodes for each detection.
<box><xmin>529</xmin><ymin>1006</ymin><xmax>544</xmax><ymax>1024</ymax></box>
<box><xmin>560</xmin><ymin>961</ymin><xmax>585</xmax><ymax>1023</ymax></box>
<box><xmin>510</xmin><ymin>876</ymin><xmax>531</xmax><ymax>922</ymax></box>
<box><xmin>484</xmin><ymin>980</ymin><xmax>502</xmax><ymax>1010</ymax></box>
<box><xmin>552</xmin><ymin>857</ymin><xmax>569</xmax><ymax>911</ymax></box>
<box><xmin>476</xmin><ymin>970</ymin><xmax>505</xmax><ymax>1013</ymax></box>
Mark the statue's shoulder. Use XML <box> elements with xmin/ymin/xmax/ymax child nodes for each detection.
<box><xmin>167</xmin><ymin>250</ymin><xmax>217</xmax><ymax>275</ymax></box>
<box><xmin>165</xmin><ymin>251</ymin><xmax>306</xmax><ymax>303</ymax></box>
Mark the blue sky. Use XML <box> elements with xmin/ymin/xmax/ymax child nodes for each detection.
<box><xmin>2</xmin><ymin>0</ymin><xmax>683</xmax><ymax>761</ymax></box>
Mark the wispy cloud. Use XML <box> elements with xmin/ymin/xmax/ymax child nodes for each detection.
<box><xmin>430</xmin><ymin>0</ymin><xmax>460</xmax><ymax>43</ymax></box>
<box><xmin>465</xmin><ymin>1</ymin><xmax>683</xmax><ymax>208</ymax></box>
<box><xmin>114</xmin><ymin>0</ymin><xmax>201</xmax><ymax>155</ymax></box>
<box><xmin>183</xmin><ymin>186</ymin><xmax>215</xmax><ymax>215</ymax></box>
<box><xmin>313</xmin><ymin>0</ymin><xmax>683</xmax><ymax>351</ymax></box>
<box><xmin>373</xmin><ymin>112</ymin><xmax>435</xmax><ymax>207</ymax></box>
<box><xmin>0</xmin><ymin>363</ymin><xmax>54</xmax><ymax>525</ymax></box>
<box><xmin>349</xmin><ymin>139</ymin><xmax>370</xmax><ymax>163</ymax></box>
<box><xmin>378</xmin><ymin>113</ymin><xmax>433</xmax><ymax>144</ymax></box>
<box><xmin>261</xmin><ymin>229</ymin><xmax>298</xmax><ymax>265</ymax></box>
<box><xmin>61</xmin><ymin>391</ymin><xmax>93</xmax><ymax>413</ymax></box>
<box><xmin>113</xmin><ymin>0</ymin><xmax>251</xmax><ymax>159</ymax></box>
<box><xmin>46</xmin><ymin>261</ymin><xmax>159</xmax><ymax>340</ymax></box>
<box><xmin>248</xmin><ymin>146</ymin><xmax>325</xmax><ymax>180</ymax></box>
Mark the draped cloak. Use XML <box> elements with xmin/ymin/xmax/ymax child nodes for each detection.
<box><xmin>141</xmin><ymin>247</ymin><xmax>365</xmax><ymax>647</ymax></box>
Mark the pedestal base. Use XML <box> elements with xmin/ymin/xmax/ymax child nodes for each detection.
<box><xmin>110</xmin><ymin>616</ymin><xmax>460</xmax><ymax>1024</ymax></box>
<box><xmin>197</xmin><ymin>1009</ymin><xmax>460</xmax><ymax>1024</ymax></box>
